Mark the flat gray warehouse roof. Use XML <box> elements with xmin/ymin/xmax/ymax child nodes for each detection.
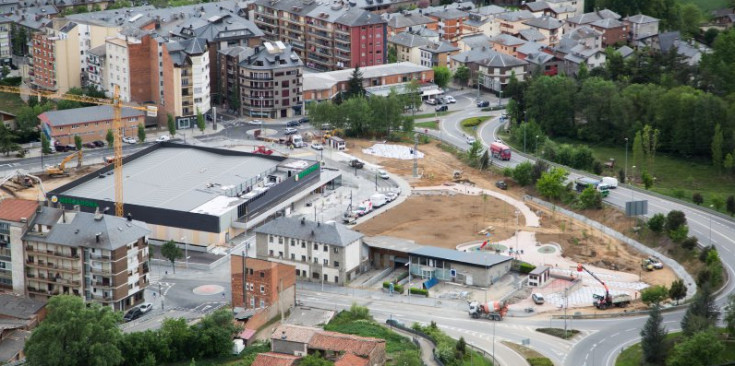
<box><xmin>61</xmin><ymin>146</ymin><xmax>281</xmax><ymax>212</ymax></box>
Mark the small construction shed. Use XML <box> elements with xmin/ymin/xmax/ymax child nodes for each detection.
<box><xmin>328</xmin><ymin>136</ymin><xmax>346</xmax><ymax>151</ymax></box>
<box><xmin>528</xmin><ymin>266</ymin><xmax>550</xmax><ymax>287</ymax></box>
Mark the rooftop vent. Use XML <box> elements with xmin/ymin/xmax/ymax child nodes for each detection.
<box><xmin>301</xmin><ymin>217</ymin><xmax>305</xmax><ymax>225</ymax></box>
<box><xmin>281</xmin><ymin>331</ymin><xmax>287</xmax><ymax>339</ymax></box>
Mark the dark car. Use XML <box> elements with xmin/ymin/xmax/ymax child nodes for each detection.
<box><xmin>92</xmin><ymin>140</ymin><xmax>105</xmax><ymax>147</ymax></box>
<box><xmin>435</xmin><ymin>105</ymin><xmax>448</xmax><ymax>112</ymax></box>
<box><xmin>83</xmin><ymin>142</ymin><xmax>97</xmax><ymax>148</ymax></box>
<box><xmin>286</xmin><ymin>120</ymin><xmax>299</xmax><ymax>127</ymax></box>
<box><xmin>206</xmin><ymin>114</ymin><xmax>213</xmax><ymax>121</ymax></box>
<box><xmin>123</xmin><ymin>307</ymin><xmax>142</xmax><ymax>322</ymax></box>
<box><xmin>298</xmin><ymin>117</ymin><xmax>310</xmax><ymax>124</ymax></box>
<box><xmin>477</xmin><ymin>100</ymin><xmax>490</xmax><ymax>107</ymax></box>
<box><xmin>496</xmin><ymin>180</ymin><xmax>508</xmax><ymax>190</ymax></box>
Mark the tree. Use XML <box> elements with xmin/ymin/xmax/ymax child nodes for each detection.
<box><xmin>648</xmin><ymin>213</ymin><xmax>666</xmax><ymax>234</ymax></box>
<box><xmin>669</xmin><ymin>225</ymin><xmax>689</xmax><ymax>243</ymax></box>
<box><xmin>727</xmin><ymin>195</ymin><xmax>735</xmax><ymax>216</ymax></box>
<box><xmin>512</xmin><ymin>161</ymin><xmax>534</xmax><ymax>186</ymax></box>
<box><xmin>106</xmin><ymin>129</ymin><xmax>114</xmax><ymax>147</ymax></box>
<box><xmin>466</xmin><ymin>140</ymin><xmax>483</xmax><ymax>165</ymax></box>
<box><xmin>641</xmin><ymin>125</ymin><xmax>660</xmax><ymax>174</ymax></box>
<box><xmin>41</xmin><ymin>134</ymin><xmax>51</xmax><ymax>154</ymax></box>
<box><xmin>0</xmin><ymin>65</ymin><xmax>9</xmax><ymax>79</ymax></box>
<box><xmin>433</xmin><ymin>66</ymin><xmax>452</xmax><ymax>89</ymax></box>
<box><xmin>640</xmin><ymin>285</ymin><xmax>669</xmax><ymax>306</ymax></box>
<box><xmin>712</xmin><ymin>195</ymin><xmax>725</xmax><ymax>211</ymax></box>
<box><xmin>74</xmin><ymin>135</ymin><xmax>82</xmax><ymax>161</ymax></box>
<box><xmin>668</xmin><ymin>279</ymin><xmax>687</xmax><ymax>305</ymax></box>
<box><xmin>387</xmin><ymin>46</ymin><xmax>397</xmax><ymax>63</ymax></box>
<box><xmin>681</xmin><ymin>285</ymin><xmax>720</xmax><ymax>336</ymax></box>
<box><xmin>531</xmin><ymin>160</ymin><xmax>548</xmax><ymax>184</ymax></box>
<box><xmin>196</xmin><ymin>109</ymin><xmax>205</xmax><ymax>133</ymax></box>
<box><xmin>194</xmin><ymin>309</ymin><xmax>241</xmax><ymax>358</ymax></box>
<box><xmin>576</xmin><ymin>186</ymin><xmax>603</xmax><ymax>209</ymax></box>
<box><xmin>692</xmin><ymin>192</ymin><xmax>703</xmax><ymax>205</ymax></box>
<box><xmin>24</xmin><ymin>296</ymin><xmax>123</xmax><ymax>366</ymax></box>
<box><xmin>641</xmin><ymin>170</ymin><xmax>653</xmax><ymax>189</ymax></box>
<box><xmin>0</xmin><ymin>125</ymin><xmax>19</xmax><ymax>156</ymax></box>
<box><xmin>665</xmin><ymin>210</ymin><xmax>686</xmax><ymax>232</ymax></box>
<box><xmin>712</xmin><ymin>123</ymin><xmax>723</xmax><ymax>169</ymax></box>
<box><xmin>632</xmin><ymin>130</ymin><xmax>644</xmax><ymax>179</ymax></box>
<box><xmin>478</xmin><ymin>150</ymin><xmax>490</xmax><ymax>170</ymax></box>
<box><xmin>138</xmin><ymin>123</ymin><xmax>146</xmax><ymax>142</ymax></box>
<box><xmin>681</xmin><ymin>236</ymin><xmax>698</xmax><ymax>250</ymax></box>
<box><xmin>160</xmin><ymin>240</ymin><xmax>183</xmax><ymax>274</ymax></box>
<box><xmin>345</xmin><ymin>66</ymin><xmax>365</xmax><ymax>99</ymax></box>
<box><xmin>724</xmin><ymin>153</ymin><xmax>734</xmax><ymax>174</ymax></box>
<box><xmin>640</xmin><ymin>305</ymin><xmax>667</xmax><ymax>364</ymax></box>
<box><xmin>160</xmin><ymin>317</ymin><xmax>194</xmax><ymax>361</ymax></box>
<box><xmin>299</xmin><ymin>352</ymin><xmax>334</xmax><ymax>366</ymax></box>
<box><xmin>455</xmin><ymin>336</ymin><xmax>467</xmax><ymax>359</ymax></box>
<box><xmin>725</xmin><ymin>294</ymin><xmax>735</xmax><ymax>337</ymax></box>
<box><xmin>454</xmin><ymin>65</ymin><xmax>470</xmax><ymax>86</ymax></box>
<box><xmin>680</xmin><ymin>3</ymin><xmax>702</xmax><ymax>38</ymax></box>
<box><xmin>536</xmin><ymin>167</ymin><xmax>568</xmax><ymax>201</ymax></box>
<box><xmin>667</xmin><ymin>330</ymin><xmax>724</xmax><ymax>366</ymax></box>
<box><xmin>168</xmin><ymin>113</ymin><xmax>177</xmax><ymax>137</ymax></box>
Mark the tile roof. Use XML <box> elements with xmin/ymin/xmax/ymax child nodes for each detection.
<box><xmin>420</xmin><ymin>41</ymin><xmax>460</xmax><ymax>53</ymax></box>
<box><xmin>518</xmin><ymin>28</ymin><xmax>546</xmax><ymax>42</ymax></box>
<box><xmin>308</xmin><ymin>330</ymin><xmax>384</xmax><ymax>357</ymax></box>
<box><xmin>625</xmin><ymin>13</ymin><xmax>659</xmax><ymax>24</ymax></box>
<box><xmin>523</xmin><ymin>1</ymin><xmax>551</xmax><ymax>12</ymax></box>
<box><xmin>0</xmin><ymin>329</ymin><xmax>30</xmax><ymax>363</ymax></box>
<box><xmin>389</xmin><ymin>32</ymin><xmax>430</xmax><ymax>48</ymax></box>
<box><xmin>386</xmin><ymin>12</ymin><xmax>435</xmax><ymax>29</ymax></box>
<box><xmin>471</xmin><ymin>4</ymin><xmax>507</xmax><ymax>16</ymax></box>
<box><xmin>255</xmin><ymin>217</ymin><xmax>363</xmax><ymax>247</ymax></box>
<box><xmin>251</xmin><ymin>352</ymin><xmax>299</xmax><ymax>366</ymax></box>
<box><xmin>38</xmin><ymin>106</ymin><xmax>144</xmax><ymax>127</ymax></box>
<box><xmin>517</xmin><ymin>41</ymin><xmax>546</xmax><ymax>55</ymax></box>
<box><xmin>459</xmin><ymin>34</ymin><xmax>492</xmax><ymax>49</ymax></box>
<box><xmin>525</xmin><ymin>51</ymin><xmax>555</xmax><ymax>65</ymax></box>
<box><xmin>0</xmin><ymin>294</ymin><xmax>46</xmax><ymax>320</ymax></box>
<box><xmin>523</xmin><ymin>15</ymin><xmax>563</xmax><ymax>29</ymax></box>
<box><xmin>335</xmin><ymin>353</ymin><xmax>370</xmax><ymax>366</ymax></box>
<box><xmin>590</xmin><ymin>17</ymin><xmax>624</xmax><ymax>29</ymax></box>
<box><xmin>0</xmin><ymin>199</ymin><xmax>38</xmax><ymax>223</ymax></box>
<box><xmin>616</xmin><ymin>45</ymin><xmax>634</xmax><ymax>58</ymax></box>
<box><xmin>491</xmin><ymin>33</ymin><xmax>526</xmax><ymax>46</ymax></box>
<box><xmin>427</xmin><ymin>8</ymin><xmax>468</xmax><ymax>20</ymax></box>
<box><xmin>496</xmin><ymin>10</ymin><xmax>535</xmax><ymax>22</ymax></box>
<box><xmin>272</xmin><ymin>324</ymin><xmax>318</xmax><ymax>343</ymax></box>
<box><xmin>336</xmin><ymin>7</ymin><xmax>386</xmax><ymax>26</ymax></box>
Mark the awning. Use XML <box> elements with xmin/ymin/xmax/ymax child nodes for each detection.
<box><xmin>237</xmin><ymin>328</ymin><xmax>256</xmax><ymax>340</ymax></box>
<box><xmin>422</xmin><ymin>89</ymin><xmax>443</xmax><ymax>97</ymax></box>
<box><xmin>234</xmin><ymin>308</ymin><xmax>257</xmax><ymax>320</ymax></box>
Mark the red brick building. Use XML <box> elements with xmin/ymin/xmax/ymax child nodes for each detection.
<box><xmin>31</xmin><ymin>32</ymin><xmax>55</xmax><ymax>91</ymax></box>
<box><xmin>231</xmin><ymin>256</ymin><xmax>295</xmax><ymax>310</ymax></box>
<box><xmin>38</xmin><ymin>105</ymin><xmax>145</xmax><ymax>144</ymax></box>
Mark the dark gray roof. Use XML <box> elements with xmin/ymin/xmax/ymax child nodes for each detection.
<box><xmin>0</xmin><ymin>329</ymin><xmax>29</xmax><ymax>363</ymax></box>
<box><xmin>0</xmin><ymin>294</ymin><xmax>46</xmax><ymax>319</ymax></box>
<box><xmin>386</xmin><ymin>12</ymin><xmax>435</xmax><ymax>29</ymax></box>
<box><xmin>590</xmin><ymin>17</ymin><xmax>623</xmax><ymax>29</ymax></box>
<box><xmin>239</xmin><ymin>42</ymin><xmax>302</xmax><ymax>69</ymax></box>
<box><xmin>40</xmin><ymin>106</ymin><xmax>144</xmax><ymax>127</ymax></box>
<box><xmin>420</xmin><ymin>41</ymin><xmax>460</xmax><ymax>53</ymax></box>
<box><xmin>471</xmin><ymin>4</ymin><xmax>507</xmax><ymax>16</ymax></box>
<box><xmin>255</xmin><ymin>217</ymin><xmax>363</xmax><ymax>247</ymax></box>
<box><xmin>567</xmin><ymin>12</ymin><xmax>602</xmax><ymax>25</ymax></box>
<box><xmin>409</xmin><ymin>246</ymin><xmax>512</xmax><ymax>268</ymax></box>
<box><xmin>427</xmin><ymin>8</ymin><xmax>468</xmax><ymax>20</ymax></box>
<box><xmin>518</xmin><ymin>28</ymin><xmax>546</xmax><ymax>42</ymax></box>
<box><xmin>459</xmin><ymin>34</ymin><xmax>491</xmax><ymax>49</ymax></box>
<box><xmin>525</xmin><ymin>51</ymin><xmax>555</xmax><ymax>65</ymax></box>
<box><xmin>492</xmin><ymin>33</ymin><xmax>525</xmax><ymax>46</ymax></box>
<box><xmin>336</xmin><ymin>7</ymin><xmax>385</xmax><ymax>27</ymax></box>
<box><xmin>478</xmin><ymin>51</ymin><xmax>528</xmax><ymax>68</ymax></box>
<box><xmin>389</xmin><ymin>32</ymin><xmax>429</xmax><ymax>48</ymax></box>
<box><xmin>451</xmin><ymin>47</ymin><xmax>496</xmax><ymax>64</ymax></box>
<box><xmin>616</xmin><ymin>45</ymin><xmax>634</xmax><ymax>58</ymax></box>
<box><xmin>88</xmin><ymin>44</ymin><xmax>106</xmax><ymax>57</ymax></box>
<box><xmin>658</xmin><ymin>31</ymin><xmax>680</xmax><ymax>52</ymax></box>
<box><xmin>596</xmin><ymin>9</ymin><xmax>621</xmax><ymax>19</ymax></box>
<box><xmin>24</xmin><ymin>208</ymin><xmax>150</xmax><ymax>251</ymax></box>
<box><xmin>517</xmin><ymin>41</ymin><xmax>545</xmax><ymax>55</ymax></box>
<box><xmin>523</xmin><ymin>16</ymin><xmax>562</xmax><ymax>29</ymax></box>
<box><xmin>523</xmin><ymin>1</ymin><xmax>551</xmax><ymax>12</ymax></box>
<box><xmin>625</xmin><ymin>13</ymin><xmax>659</xmax><ymax>24</ymax></box>
<box><xmin>496</xmin><ymin>10</ymin><xmax>534</xmax><ymax>22</ymax></box>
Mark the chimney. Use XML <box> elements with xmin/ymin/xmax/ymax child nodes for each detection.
<box><xmin>127</xmin><ymin>213</ymin><xmax>133</xmax><ymax>222</ymax></box>
<box><xmin>281</xmin><ymin>331</ymin><xmax>287</xmax><ymax>339</ymax></box>
<box><xmin>95</xmin><ymin>233</ymin><xmax>101</xmax><ymax>243</ymax></box>
<box><xmin>301</xmin><ymin>217</ymin><xmax>305</xmax><ymax>225</ymax></box>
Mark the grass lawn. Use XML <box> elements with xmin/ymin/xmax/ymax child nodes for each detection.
<box><xmin>415</xmin><ymin>121</ymin><xmax>438</xmax><ymax>130</ymax></box>
<box><xmin>324</xmin><ymin>309</ymin><xmax>419</xmax><ymax>356</ymax></box>
<box><xmin>461</xmin><ymin>116</ymin><xmax>492</xmax><ymax>137</ymax></box>
<box><xmin>502</xmin><ymin>341</ymin><xmax>553</xmax><ymax>366</ymax></box>
<box><xmin>616</xmin><ymin>331</ymin><xmax>735</xmax><ymax>366</ymax></box>
<box><xmin>411</xmin><ymin>111</ymin><xmax>452</xmax><ymax>120</ymax></box>
<box><xmin>536</xmin><ymin>328</ymin><xmax>580</xmax><ymax>340</ymax></box>
<box><xmin>0</xmin><ymin>92</ymin><xmax>28</xmax><ymax>115</ymax></box>
<box><xmin>681</xmin><ymin>0</ymin><xmax>730</xmax><ymax>12</ymax></box>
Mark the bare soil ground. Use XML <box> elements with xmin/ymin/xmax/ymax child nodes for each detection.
<box><xmin>1</xmin><ymin>165</ymin><xmax>102</xmax><ymax>201</ymax></box>
<box><xmin>349</xmin><ymin>139</ymin><xmax>677</xmax><ymax>288</ymax></box>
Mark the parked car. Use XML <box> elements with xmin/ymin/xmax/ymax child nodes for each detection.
<box><xmin>298</xmin><ymin>117</ymin><xmax>310</xmax><ymax>124</ymax></box>
<box><xmin>248</xmin><ymin>119</ymin><xmax>263</xmax><ymax>125</ymax></box>
<box><xmin>284</xmin><ymin>127</ymin><xmax>298</xmax><ymax>135</ymax></box>
<box><xmin>425</xmin><ymin>98</ymin><xmax>437</xmax><ymax>105</ymax></box>
<box><xmin>378</xmin><ymin>169</ymin><xmax>389</xmax><ymax>179</ymax></box>
<box><xmin>123</xmin><ymin>307</ymin><xmax>142</xmax><ymax>322</ymax></box>
<box><xmin>155</xmin><ymin>135</ymin><xmax>171</xmax><ymax>142</ymax></box>
<box><xmin>138</xmin><ymin>303</ymin><xmax>153</xmax><ymax>313</ymax></box>
<box><xmin>122</xmin><ymin>137</ymin><xmax>138</xmax><ymax>144</ymax></box>
<box><xmin>386</xmin><ymin>190</ymin><xmax>400</xmax><ymax>202</ymax></box>
<box><xmin>495</xmin><ymin>180</ymin><xmax>508</xmax><ymax>190</ymax></box>
<box><xmin>311</xmin><ymin>143</ymin><xmax>324</xmax><ymax>150</ymax></box>
<box><xmin>644</xmin><ymin>257</ymin><xmax>664</xmax><ymax>269</ymax></box>
<box><xmin>446</xmin><ymin>96</ymin><xmax>456</xmax><ymax>103</ymax></box>
<box><xmin>477</xmin><ymin>100</ymin><xmax>490</xmax><ymax>107</ymax></box>
<box><xmin>435</xmin><ymin>105</ymin><xmax>448</xmax><ymax>112</ymax></box>
<box><xmin>92</xmin><ymin>140</ymin><xmax>106</xmax><ymax>147</ymax></box>
<box><xmin>532</xmin><ymin>293</ymin><xmax>545</xmax><ymax>305</ymax></box>
<box><xmin>286</xmin><ymin>120</ymin><xmax>300</xmax><ymax>127</ymax></box>
<box><xmin>466</xmin><ymin>135</ymin><xmax>476</xmax><ymax>144</ymax></box>
<box><xmin>83</xmin><ymin>142</ymin><xmax>97</xmax><ymax>148</ymax></box>
<box><xmin>437</xmin><ymin>96</ymin><xmax>446</xmax><ymax>104</ymax></box>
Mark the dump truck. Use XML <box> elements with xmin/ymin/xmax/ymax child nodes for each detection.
<box><xmin>490</xmin><ymin>142</ymin><xmax>511</xmax><ymax>161</ymax></box>
<box><xmin>468</xmin><ymin>300</ymin><xmax>509</xmax><ymax>321</ymax></box>
<box><xmin>593</xmin><ymin>293</ymin><xmax>632</xmax><ymax>309</ymax></box>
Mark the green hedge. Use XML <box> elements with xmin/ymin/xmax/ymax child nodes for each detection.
<box><xmin>396</xmin><ymin>272</ymin><xmax>409</xmax><ymax>282</ymax></box>
<box><xmin>528</xmin><ymin>357</ymin><xmax>554</xmax><ymax>366</ymax></box>
<box><xmin>481</xmin><ymin>106</ymin><xmax>505</xmax><ymax>111</ymax></box>
<box><xmin>518</xmin><ymin>262</ymin><xmax>536</xmax><ymax>274</ymax></box>
<box><xmin>461</xmin><ymin>118</ymin><xmax>484</xmax><ymax>128</ymax></box>
<box><xmin>409</xmin><ymin>287</ymin><xmax>428</xmax><ymax>296</ymax></box>
<box><xmin>383</xmin><ymin>282</ymin><xmax>404</xmax><ymax>294</ymax></box>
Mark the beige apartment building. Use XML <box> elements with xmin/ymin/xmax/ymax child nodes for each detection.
<box><xmin>162</xmin><ymin>38</ymin><xmax>211</xmax><ymax>128</ymax></box>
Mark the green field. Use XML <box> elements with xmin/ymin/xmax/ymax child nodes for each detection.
<box><xmin>0</xmin><ymin>92</ymin><xmax>28</xmax><ymax>115</ymax></box>
<box><xmin>410</xmin><ymin>111</ymin><xmax>452</xmax><ymax>120</ymax></box>
<box><xmin>681</xmin><ymin>0</ymin><xmax>730</xmax><ymax>12</ymax></box>
<box><xmin>415</xmin><ymin>121</ymin><xmax>438</xmax><ymax>130</ymax></box>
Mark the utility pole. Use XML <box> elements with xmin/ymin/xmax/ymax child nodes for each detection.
<box><xmin>159</xmin><ymin>282</ymin><xmax>164</xmax><ymax>310</ymax></box>
<box><xmin>413</xmin><ymin>133</ymin><xmax>419</xmax><ymax>178</ymax></box>
<box><xmin>624</xmin><ymin>137</ymin><xmax>628</xmax><ymax>184</ymax></box>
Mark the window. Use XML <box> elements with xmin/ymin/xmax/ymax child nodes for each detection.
<box><xmin>313</xmin><ymin>243</ymin><xmax>318</xmax><ymax>250</ymax></box>
<box><xmin>291</xmin><ymin>253</ymin><xmax>295</xmax><ymax>260</ymax></box>
<box><xmin>333</xmin><ymin>247</ymin><xmax>339</xmax><ymax>254</ymax></box>
<box><xmin>323</xmin><ymin>259</ymin><xmax>328</xmax><ymax>266</ymax></box>
<box><xmin>302</xmin><ymin>255</ymin><xmax>306</xmax><ymax>262</ymax></box>
<box><xmin>260</xmin><ymin>285</ymin><xmax>265</xmax><ymax>293</ymax></box>
<box><xmin>278</xmin><ymin>236</ymin><xmax>283</xmax><ymax>244</ymax></box>
<box><xmin>249</xmin><ymin>269</ymin><xmax>254</xmax><ymax>275</ymax></box>
<box><xmin>250</xmin><ymin>297</ymin><xmax>255</xmax><ymax>307</ymax></box>
<box><xmin>323</xmin><ymin>245</ymin><xmax>328</xmax><ymax>252</ymax></box>
<box><xmin>334</xmin><ymin>276</ymin><xmax>339</xmax><ymax>283</ymax></box>
<box><xmin>269</xmin><ymin>250</ymin><xmax>274</xmax><ymax>256</ymax></box>
<box><xmin>269</xmin><ymin>235</ymin><xmax>273</xmax><ymax>243</ymax></box>
<box><xmin>290</xmin><ymin>239</ymin><xmax>295</xmax><ymax>246</ymax></box>
<box><xmin>278</xmin><ymin>251</ymin><xmax>283</xmax><ymax>257</ymax></box>
<box><xmin>323</xmin><ymin>274</ymin><xmax>328</xmax><ymax>282</ymax></box>
<box><xmin>296</xmin><ymin>269</ymin><xmax>300</xmax><ymax>276</ymax></box>
<box><xmin>313</xmin><ymin>257</ymin><xmax>318</xmax><ymax>264</ymax></box>
<box><xmin>301</xmin><ymin>241</ymin><xmax>306</xmax><ymax>248</ymax></box>
<box><xmin>260</xmin><ymin>300</ymin><xmax>265</xmax><ymax>308</ymax></box>
<box><xmin>334</xmin><ymin>261</ymin><xmax>339</xmax><ymax>268</ymax></box>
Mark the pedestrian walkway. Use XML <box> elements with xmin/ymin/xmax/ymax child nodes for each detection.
<box><xmin>389</xmin><ymin>326</ymin><xmax>440</xmax><ymax>366</ymax></box>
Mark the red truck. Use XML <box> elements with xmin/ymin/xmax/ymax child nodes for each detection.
<box><xmin>490</xmin><ymin>142</ymin><xmax>511</xmax><ymax>161</ymax></box>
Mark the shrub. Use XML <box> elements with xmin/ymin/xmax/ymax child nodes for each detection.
<box><xmin>518</xmin><ymin>262</ymin><xmax>536</xmax><ymax>274</ymax></box>
<box><xmin>668</xmin><ymin>225</ymin><xmax>689</xmax><ymax>243</ymax></box>
<box><xmin>682</xmin><ymin>236</ymin><xmax>698</xmax><ymax>250</ymax></box>
<box><xmin>382</xmin><ymin>282</ymin><xmax>404</xmax><ymax>294</ymax></box>
<box><xmin>512</xmin><ymin>161</ymin><xmax>534</xmax><ymax>186</ymax></box>
<box><xmin>503</xmin><ymin>167</ymin><xmax>514</xmax><ymax>177</ymax></box>
<box><xmin>409</xmin><ymin>288</ymin><xmax>428</xmax><ymax>296</ymax></box>
<box><xmin>665</xmin><ymin>211</ymin><xmax>687</xmax><ymax>232</ymax></box>
<box><xmin>692</xmin><ymin>192</ymin><xmax>703</xmax><ymax>205</ymax></box>
<box><xmin>648</xmin><ymin>213</ymin><xmax>666</xmax><ymax>234</ymax></box>
<box><xmin>461</xmin><ymin>118</ymin><xmax>483</xmax><ymax>128</ymax></box>
<box><xmin>528</xmin><ymin>358</ymin><xmax>554</xmax><ymax>366</ymax></box>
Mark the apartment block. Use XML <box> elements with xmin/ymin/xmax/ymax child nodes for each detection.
<box><xmin>253</xmin><ymin>0</ymin><xmax>387</xmax><ymax>71</ymax></box>
<box><xmin>0</xmin><ymin>17</ymin><xmax>11</xmax><ymax>65</ymax></box>
<box><xmin>38</xmin><ymin>105</ymin><xmax>144</xmax><ymax>144</ymax></box>
<box><xmin>0</xmin><ymin>199</ymin><xmax>38</xmax><ymax>294</ymax></box>
<box><xmin>23</xmin><ymin>207</ymin><xmax>150</xmax><ymax>311</ymax></box>
<box><xmin>84</xmin><ymin>45</ymin><xmax>106</xmax><ymax>92</ymax></box>
<box><xmin>163</xmin><ymin>38</ymin><xmax>211</xmax><ymax>127</ymax></box>
<box><xmin>426</xmin><ymin>8</ymin><xmax>468</xmax><ymax>44</ymax></box>
<box><xmin>238</xmin><ymin>42</ymin><xmax>303</xmax><ymax>118</ymax></box>
<box><xmin>231</xmin><ymin>256</ymin><xmax>295</xmax><ymax>310</ymax></box>
<box><xmin>218</xmin><ymin>46</ymin><xmax>251</xmax><ymax>113</ymax></box>
<box><xmin>255</xmin><ymin>217</ymin><xmax>366</xmax><ymax>285</ymax></box>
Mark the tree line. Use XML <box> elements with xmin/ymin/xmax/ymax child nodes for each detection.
<box><xmin>24</xmin><ymin>295</ymin><xmax>240</xmax><ymax>366</ymax></box>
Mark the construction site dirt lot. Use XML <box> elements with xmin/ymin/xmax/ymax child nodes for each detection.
<box><xmin>349</xmin><ymin>139</ymin><xmax>677</xmax><ymax>289</ymax></box>
<box><xmin>1</xmin><ymin>165</ymin><xmax>102</xmax><ymax>201</ymax></box>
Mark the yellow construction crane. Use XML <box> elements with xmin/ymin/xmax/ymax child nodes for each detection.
<box><xmin>0</xmin><ymin>85</ymin><xmax>158</xmax><ymax>217</ymax></box>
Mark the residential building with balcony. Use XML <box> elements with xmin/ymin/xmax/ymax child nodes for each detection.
<box><xmin>0</xmin><ymin>17</ymin><xmax>11</xmax><ymax>65</ymax></box>
<box><xmin>419</xmin><ymin>41</ymin><xmax>459</xmax><ymax>68</ymax></box>
<box><xmin>624</xmin><ymin>14</ymin><xmax>660</xmax><ymax>45</ymax></box>
<box><xmin>462</xmin><ymin>5</ymin><xmax>508</xmax><ymax>38</ymax></box>
<box><xmin>22</xmin><ymin>207</ymin><xmax>150</xmax><ymax>311</ymax></box>
<box><xmin>163</xmin><ymin>38</ymin><xmax>211</xmax><ymax>128</ymax></box>
<box><xmin>255</xmin><ymin>217</ymin><xmax>366</xmax><ymax>285</ymax></box>
<box><xmin>450</xmin><ymin>46</ymin><xmax>527</xmax><ymax>91</ymax></box>
<box><xmin>218</xmin><ymin>46</ymin><xmax>251</xmax><ymax>113</ymax></box>
<box><xmin>589</xmin><ymin>17</ymin><xmax>627</xmax><ymax>47</ymax></box>
<box><xmin>544</xmin><ymin>0</ymin><xmax>584</xmax><ymax>17</ymax></box>
<box><xmin>0</xmin><ymin>199</ymin><xmax>38</xmax><ymax>294</ymax></box>
<box><xmin>238</xmin><ymin>41</ymin><xmax>303</xmax><ymax>118</ymax></box>
<box><xmin>491</xmin><ymin>33</ymin><xmax>526</xmax><ymax>58</ymax></box>
<box><xmin>523</xmin><ymin>16</ymin><xmax>563</xmax><ymax>45</ymax></box>
<box><xmin>563</xmin><ymin>9</ymin><xmax>621</xmax><ymax>34</ymax></box>
<box><xmin>496</xmin><ymin>10</ymin><xmax>534</xmax><ymax>37</ymax></box>
<box><xmin>388</xmin><ymin>32</ymin><xmax>429</xmax><ymax>64</ymax></box>
<box><xmin>426</xmin><ymin>8</ymin><xmax>469</xmax><ymax>44</ymax></box>
<box><xmin>253</xmin><ymin>0</ymin><xmax>387</xmax><ymax>71</ymax></box>
<box><xmin>84</xmin><ymin>44</ymin><xmax>106</xmax><ymax>92</ymax></box>
<box><xmin>385</xmin><ymin>11</ymin><xmax>437</xmax><ymax>37</ymax></box>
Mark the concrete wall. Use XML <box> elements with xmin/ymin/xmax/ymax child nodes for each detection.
<box><xmin>10</xmin><ymin>225</ymin><xmax>25</xmax><ymax>294</ymax></box>
<box><xmin>272</xmin><ymin>338</ymin><xmax>308</xmax><ymax>356</ymax></box>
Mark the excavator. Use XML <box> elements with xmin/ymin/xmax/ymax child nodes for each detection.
<box><xmin>0</xmin><ymin>170</ymin><xmax>48</xmax><ymax>201</ymax></box>
<box><xmin>577</xmin><ymin>263</ymin><xmax>631</xmax><ymax>309</ymax></box>
<box><xmin>46</xmin><ymin>150</ymin><xmax>83</xmax><ymax>177</ymax></box>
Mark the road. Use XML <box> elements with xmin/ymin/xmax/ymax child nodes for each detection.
<box><xmin>429</xmin><ymin>92</ymin><xmax>735</xmax><ymax>365</ymax></box>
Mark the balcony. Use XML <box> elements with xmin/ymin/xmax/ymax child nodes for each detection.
<box><xmin>309</xmin><ymin>29</ymin><xmax>331</xmax><ymax>40</ymax></box>
<box><xmin>88</xmin><ymin>266</ymin><xmax>111</xmax><ymax>275</ymax></box>
<box><xmin>335</xmin><ymin>43</ymin><xmax>350</xmax><ymax>52</ymax></box>
<box><xmin>241</xmin><ymin>74</ymin><xmax>273</xmax><ymax>81</ymax></box>
<box><xmin>334</xmin><ymin>52</ymin><xmax>351</xmax><ymax>62</ymax></box>
<box><xmin>334</xmin><ymin>27</ymin><xmax>349</xmax><ymax>36</ymax></box>
<box><xmin>91</xmin><ymin>281</ymin><xmax>114</xmax><ymax>289</ymax></box>
<box><xmin>255</xmin><ymin>17</ymin><xmax>277</xmax><ymax>26</ymax></box>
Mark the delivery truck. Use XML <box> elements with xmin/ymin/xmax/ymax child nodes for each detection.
<box><xmin>490</xmin><ymin>142</ymin><xmax>511</xmax><ymax>161</ymax></box>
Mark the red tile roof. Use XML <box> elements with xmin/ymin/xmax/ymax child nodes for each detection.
<box><xmin>0</xmin><ymin>199</ymin><xmax>38</xmax><ymax>223</ymax></box>
<box><xmin>272</xmin><ymin>324</ymin><xmax>318</xmax><ymax>344</ymax></box>
<box><xmin>251</xmin><ymin>352</ymin><xmax>300</xmax><ymax>366</ymax></box>
<box><xmin>335</xmin><ymin>353</ymin><xmax>370</xmax><ymax>366</ymax></box>
<box><xmin>308</xmin><ymin>331</ymin><xmax>384</xmax><ymax>357</ymax></box>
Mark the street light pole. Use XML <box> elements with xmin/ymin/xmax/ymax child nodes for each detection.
<box><xmin>624</xmin><ymin>137</ymin><xmax>628</xmax><ymax>184</ymax></box>
<box><xmin>709</xmin><ymin>205</ymin><xmax>713</xmax><ymax>245</ymax></box>
<box><xmin>182</xmin><ymin>237</ymin><xmax>188</xmax><ymax>269</ymax></box>
<box><xmin>259</xmin><ymin>96</ymin><xmax>264</xmax><ymax>138</ymax></box>
<box><xmin>514</xmin><ymin>210</ymin><xmax>520</xmax><ymax>256</ymax></box>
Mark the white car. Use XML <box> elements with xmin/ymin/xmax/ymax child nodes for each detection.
<box><xmin>155</xmin><ymin>135</ymin><xmax>171</xmax><ymax>142</ymax></box>
<box><xmin>248</xmin><ymin>119</ymin><xmax>263</xmax><ymax>125</ymax></box>
<box><xmin>122</xmin><ymin>137</ymin><xmax>138</xmax><ymax>144</ymax></box>
<box><xmin>386</xmin><ymin>191</ymin><xmax>399</xmax><ymax>202</ymax></box>
<box><xmin>466</xmin><ymin>135</ymin><xmax>476</xmax><ymax>144</ymax></box>
<box><xmin>311</xmin><ymin>143</ymin><xmax>324</xmax><ymax>150</ymax></box>
<box><xmin>284</xmin><ymin>127</ymin><xmax>298</xmax><ymax>135</ymax></box>
<box><xmin>425</xmin><ymin>98</ymin><xmax>437</xmax><ymax>105</ymax></box>
<box><xmin>378</xmin><ymin>169</ymin><xmax>389</xmax><ymax>179</ymax></box>
<box><xmin>138</xmin><ymin>303</ymin><xmax>153</xmax><ymax>313</ymax></box>
<box><xmin>446</xmin><ymin>96</ymin><xmax>456</xmax><ymax>103</ymax></box>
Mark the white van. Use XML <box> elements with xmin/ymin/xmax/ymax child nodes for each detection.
<box><xmin>601</xmin><ymin>176</ymin><xmax>618</xmax><ymax>189</ymax></box>
<box><xmin>370</xmin><ymin>193</ymin><xmax>388</xmax><ymax>208</ymax></box>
